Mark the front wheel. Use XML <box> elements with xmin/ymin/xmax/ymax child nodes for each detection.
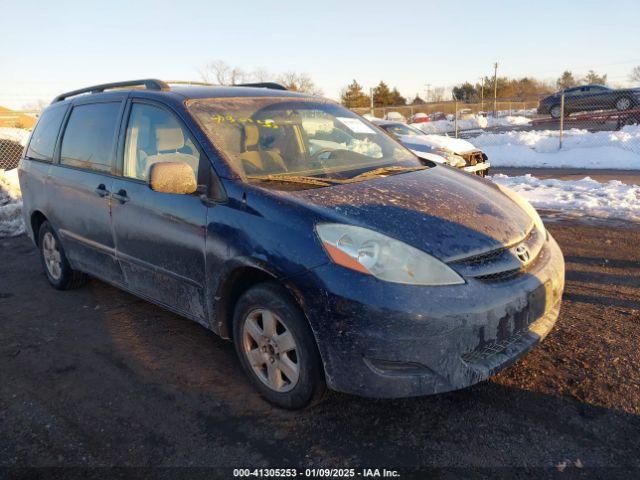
<box><xmin>232</xmin><ymin>282</ymin><xmax>326</xmax><ymax>409</ymax></box>
<box><xmin>38</xmin><ymin>221</ymin><xmax>87</xmax><ymax>290</ymax></box>
<box><xmin>616</xmin><ymin>96</ymin><xmax>632</xmax><ymax>111</ymax></box>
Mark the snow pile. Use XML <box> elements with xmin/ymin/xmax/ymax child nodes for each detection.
<box><xmin>411</xmin><ymin>114</ymin><xmax>531</xmax><ymax>134</ymax></box>
<box><xmin>0</xmin><ymin>169</ymin><xmax>24</xmax><ymax>237</ymax></box>
<box><xmin>492</xmin><ymin>174</ymin><xmax>640</xmax><ymax>222</ymax></box>
<box><xmin>487</xmin><ymin>115</ymin><xmax>531</xmax><ymax>127</ymax></box>
<box><xmin>475</xmin><ymin>125</ymin><xmax>640</xmax><ymax>169</ymax></box>
<box><xmin>0</xmin><ymin>127</ymin><xmax>30</xmax><ymax>145</ymax></box>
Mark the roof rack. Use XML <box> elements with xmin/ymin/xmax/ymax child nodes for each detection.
<box><xmin>238</xmin><ymin>82</ymin><xmax>287</xmax><ymax>90</ymax></box>
<box><xmin>165</xmin><ymin>80</ymin><xmax>214</xmax><ymax>87</ymax></box>
<box><xmin>51</xmin><ymin>79</ymin><xmax>170</xmax><ymax>103</ymax></box>
<box><xmin>51</xmin><ymin>79</ymin><xmax>289</xmax><ymax>104</ymax></box>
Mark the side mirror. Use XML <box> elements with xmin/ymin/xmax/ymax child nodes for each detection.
<box><xmin>148</xmin><ymin>162</ymin><xmax>197</xmax><ymax>195</ymax></box>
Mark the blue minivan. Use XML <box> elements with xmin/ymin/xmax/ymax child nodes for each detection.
<box><xmin>19</xmin><ymin>80</ymin><xmax>564</xmax><ymax>408</ymax></box>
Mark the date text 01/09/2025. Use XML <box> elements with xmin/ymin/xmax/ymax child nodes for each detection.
<box><xmin>232</xmin><ymin>468</ymin><xmax>401</xmax><ymax>478</ymax></box>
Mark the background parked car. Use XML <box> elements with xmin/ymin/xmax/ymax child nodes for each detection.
<box><xmin>538</xmin><ymin>84</ymin><xmax>640</xmax><ymax>118</ymax></box>
<box><xmin>384</xmin><ymin>111</ymin><xmax>406</xmax><ymax>123</ymax></box>
<box><xmin>372</xmin><ymin>119</ymin><xmax>490</xmax><ymax>176</ymax></box>
<box><xmin>410</xmin><ymin>112</ymin><xmax>430</xmax><ymax>124</ymax></box>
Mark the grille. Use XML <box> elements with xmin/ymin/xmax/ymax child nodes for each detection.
<box><xmin>453</xmin><ymin>247</ymin><xmax>505</xmax><ymax>267</ymax></box>
<box><xmin>450</xmin><ymin>227</ymin><xmax>545</xmax><ymax>283</ymax></box>
<box><xmin>475</xmin><ymin>269</ymin><xmax>521</xmax><ymax>282</ymax></box>
<box><xmin>461</xmin><ymin>329</ymin><xmax>526</xmax><ymax>364</ymax></box>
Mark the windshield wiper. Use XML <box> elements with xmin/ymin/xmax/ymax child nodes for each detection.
<box><xmin>247</xmin><ymin>174</ymin><xmax>337</xmax><ymax>187</ymax></box>
<box><xmin>350</xmin><ymin>165</ymin><xmax>427</xmax><ymax>180</ymax></box>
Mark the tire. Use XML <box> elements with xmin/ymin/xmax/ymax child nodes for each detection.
<box><xmin>549</xmin><ymin>105</ymin><xmax>561</xmax><ymax>119</ymax></box>
<box><xmin>232</xmin><ymin>282</ymin><xmax>326</xmax><ymax>409</ymax></box>
<box><xmin>616</xmin><ymin>96</ymin><xmax>632</xmax><ymax>111</ymax></box>
<box><xmin>38</xmin><ymin>221</ymin><xmax>87</xmax><ymax>290</ymax></box>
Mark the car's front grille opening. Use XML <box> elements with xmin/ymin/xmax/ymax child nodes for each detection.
<box><xmin>450</xmin><ymin>227</ymin><xmax>546</xmax><ymax>283</ymax></box>
<box><xmin>475</xmin><ymin>268</ymin><xmax>522</xmax><ymax>282</ymax></box>
<box><xmin>461</xmin><ymin>329</ymin><xmax>526</xmax><ymax>364</ymax></box>
<box><xmin>453</xmin><ymin>248</ymin><xmax>505</xmax><ymax>267</ymax></box>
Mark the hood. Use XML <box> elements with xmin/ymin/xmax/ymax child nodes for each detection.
<box><xmin>400</xmin><ymin>134</ymin><xmax>477</xmax><ymax>155</ymax></box>
<box><xmin>288</xmin><ymin>167</ymin><xmax>533</xmax><ymax>261</ymax></box>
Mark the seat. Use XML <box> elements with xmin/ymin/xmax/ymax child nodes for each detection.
<box><xmin>239</xmin><ymin>125</ymin><xmax>287</xmax><ymax>175</ymax></box>
<box><xmin>144</xmin><ymin>124</ymin><xmax>199</xmax><ymax>179</ymax></box>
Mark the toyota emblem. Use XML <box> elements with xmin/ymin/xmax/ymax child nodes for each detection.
<box><xmin>515</xmin><ymin>244</ymin><xmax>531</xmax><ymax>263</ymax></box>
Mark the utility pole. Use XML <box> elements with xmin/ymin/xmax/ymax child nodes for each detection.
<box><xmin>425</xmin><ymin>83</ymin><xmax>431</xmax><ymax>103</ymax></box>
<box><xmin>370</xmin><ymin>87</ymin><xmax>374</xmax><ymax>116</ymax></box>
<box><xmin>479</xmin><ymin>77</ymin><xmax>485</xmax><ymax>112</ymax></box>
<box><xmin>492</xmin><ymin>62</ymin><xmax>498</xmax><ymax>117</ymax></box>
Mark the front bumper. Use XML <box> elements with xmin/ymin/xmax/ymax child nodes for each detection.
<box><xmin>290</xmin><ymin>234</ymin><xmax>565</xmax><ymax>398</ymax></box>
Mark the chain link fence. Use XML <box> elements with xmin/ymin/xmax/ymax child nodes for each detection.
<box><xmin>354</xmin><ymin>88</ymin><xmax>640</xmax><ymax>170</ymax></box>
<box><xmin>0</xmin><ymin>128</ymin><xmax>29</xmax><ymax>171</ymax></box>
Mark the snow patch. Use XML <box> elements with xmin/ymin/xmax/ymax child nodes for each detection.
<box><xmin>491</xmin><ymin>174</ymin><xmax>640</xmax><ymax>222</ymax></box>
<box><xmin>474</xmin><ymin>125</ymin><xmax>640</xmax><ymax>169</ymax></box>
<box><xmin>0</xmin><ymin>168</ymin><xmax>24</xmax><ymax>237</ymax></box>
<box><xmin>411</xmin><ymin>114</ymin><xmax>531</xmax><ymax>135</ymax></box>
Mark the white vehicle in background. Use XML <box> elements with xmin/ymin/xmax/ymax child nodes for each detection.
<box><xmin>371</xmin><ymin>119</ymin><xmax>490</xmax><ymax>176</ymax></box>
<box><xmin>384</xmin><ymin>111</ymin><xmax>406</xmax><ymax>123</ymax></box>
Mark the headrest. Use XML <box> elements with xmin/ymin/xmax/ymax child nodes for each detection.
<box><xmin>243</xmin><ymin>125</ymin><xmax>260</xmax><ymax>150</ymax></box>
<box><xmin>155</xmin><ymin>125</ymin><xmax>185</xmax><ymax>151</ymax></box>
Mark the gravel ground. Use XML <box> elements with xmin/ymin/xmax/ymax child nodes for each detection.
<box><xmin>1</xmin><ymin>219</ymin><xmax>639</xmax><ymax>478</ymax></box>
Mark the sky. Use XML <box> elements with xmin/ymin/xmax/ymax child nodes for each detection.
<box><xmin>1</xmin><ymin>0</ymin><xmax>640</xmax><ymax>109</ymax></box>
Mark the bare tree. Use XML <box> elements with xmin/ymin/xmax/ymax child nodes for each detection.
<box><xmin>200</xmin><ymin>60</ymin><xmax>322</xmax><ymax>94</ymax></box>
<box><xmin>277</xmin><ymin>72</ymin><xmax>323</xmax><ymax>95</ymax></box>
<box><xmin>630</xmin><ymin>66</ymin><xmax>640</xmax><ymax>83</ymax></box>
<box><xmin>430</xmin><ymin>87</ymin><xmax>445</xmax><ymax>102</ymax></box>
<box><xmin>200</xmin><ymin>60</ymin><xmax>246</xmax><ymax>85</ymax></box>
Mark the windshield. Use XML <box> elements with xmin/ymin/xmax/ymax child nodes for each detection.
<box><xmin>187</xmin><ymin>97</ymin><xmax>421</xmax><ymax>186</ymax></box>
<box><xmin>380</xmin><ymin>123</ymin><xmax>424</xmax><ymax>137</ymax></box>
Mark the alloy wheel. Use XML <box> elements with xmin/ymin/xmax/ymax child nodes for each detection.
<box><xmin>616</xmin><ymin>97</ymin><xmax>631</xmax><ymax>111</ymax></box>
<box><xmin>242</xmin><ymin>308</ymin><xmax>300</xmax><ymax>393</ymax></box>
<box><xmin>42</xmin><ymin>231</ymin><xmax>62</xmax><ymax>280</ymax></box>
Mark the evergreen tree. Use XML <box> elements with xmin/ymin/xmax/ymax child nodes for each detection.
<box><xmin>390</xmin><ymin>88</ymin><xmax>406</xmax><ymax>106</ymax></box>
<box><xmin>556</xmin><ymin>71</ymin><xmax>578</xmax><ymax>90</ymax></box>
<box><xmin>372</xmin><ymin>82</ymin><xmax>394</xmax><ymax>107</ymax></box>
<box><xmin>452</xmin><ymin>82</ymin><xmax>477</xmax><ymax>101</ymax></box>
<box><xmin>582</xmin><ymin>70</ymin><xmax>607</xmax><ymax>85</ymax></box>
<box><xmin>410</xmin><ymin>95</ymin><xmax>426</xmax><ymax>105</ymax></box>
<box><xmin>340</xmin><ymin>80</ymin><xmax>370</xmax><ymax>108</ymax></box>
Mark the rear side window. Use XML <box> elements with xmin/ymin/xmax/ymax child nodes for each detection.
<box><xmin>26</xmin><ymin>105</ymin><xmax>67</xmax><ymax>162</ymax></box>
<box><xmin>60</xmin><ymin>102</ymin><xmax>121</xmax><ymax>173</ymax></box>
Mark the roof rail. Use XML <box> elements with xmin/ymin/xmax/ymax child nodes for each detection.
<box><xmin>51</xmin><ymin>79</ymin><xmax>170</xmax><ymax>103</ymax></box>
<box><xmin>237</xmin><ymin>82</ymin><xmax>288</xmax><ymax>91</ymax></box>
<box><xmin>165</xmin><ymin>80</ymin><xmax>214</xmax><ymax>87</ymax></box>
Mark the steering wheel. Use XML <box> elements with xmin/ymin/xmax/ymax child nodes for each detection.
<box><xmin>310</xmin><ymin>148</ymin><xmax>335</xmax><ymax>161</ymax></box>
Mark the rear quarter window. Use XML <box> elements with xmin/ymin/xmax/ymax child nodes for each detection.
<box><xmin>25</xmin><ymin>105</ymin><xmax>68</xmax><ymax>162</ymax></box>
<box><xmin>60</xmin><ymin>102</ymin><xmax>121</xmax><ymax>173</ymax></box>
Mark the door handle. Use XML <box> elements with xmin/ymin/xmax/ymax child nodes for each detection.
<box><xmin>111</xmin><ymin>189</ymin><xmax>129</xmax><ymax>204</ymax></box>
<box><xmin>95</xmin><ymin>184</ymin><xmax>110</xmax><ymax>197</ymax></box>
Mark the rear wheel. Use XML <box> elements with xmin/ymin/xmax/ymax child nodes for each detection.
<box><xmin>38</xmin><ymin>221</ymin><xmax>87</xmax><ymax>290</ymax></box>
<box><xmin>232</xmin><ymin>282</ymin><xmax>326</xmax><ymax>409</ymax></box>
<box><xmin>549</xmin><ymin>105</ymin><xmax>561</xmax><ymax>119</ymax></box>
<box><xmin>616</xmin><ymin>96</ymin><xmax>632</xmax><ymax>111</ymax></box>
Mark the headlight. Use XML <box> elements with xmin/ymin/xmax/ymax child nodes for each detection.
<box><xmin>316</xmin><ymin>224</ymin><xmax>464</xmax><ymax>286</ymax></box>
<box><xmin>497</xmin><ymin>184</ymin><xmax>547</xmax><ymax>238</ymax></box>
